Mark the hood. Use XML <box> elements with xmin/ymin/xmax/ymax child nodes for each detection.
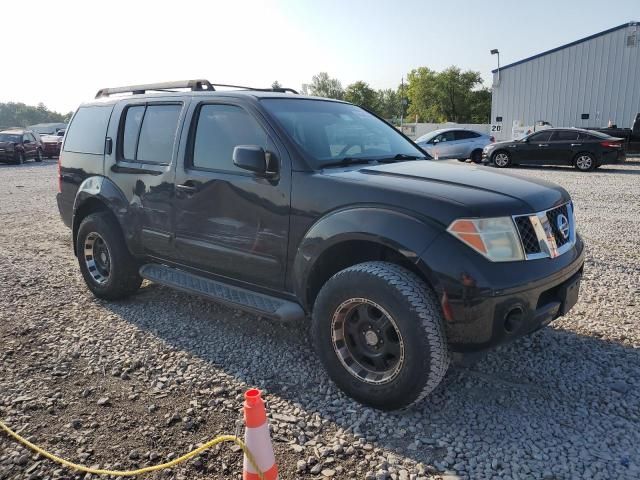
<box><xmin>0</xmin><ymin>141</ymin><xmax>16</xmax><ymax>148</ymax></box>
<box><xmin>343</xmin><ymin>161</ymin><xmax>569</xmax><ymax>216</ymax></box>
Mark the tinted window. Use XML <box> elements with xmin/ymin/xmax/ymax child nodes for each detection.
<box><xmin>434</xmin><ymin>131</ymin><xmax>455</xmax><ymax>143</ymax></box>
<box><xmin>262</xmin><ymin>99</ymin><xmax>424</xmax><ymax>167</ymax></box>
<box><xmin>527</xmin><ymin>131</ymin><xmax>553</xmax><ymax>142</ymax></box>
<box><xmin>136</xmin><ymin>105</ymin><xmax>181</xmax><ymax>164</ymax></box>
<box><xmin>579</xmin><ymin>130</ymin><xmax>610</xmax><ymax>140</ymax></box>
<box><xmin>454</xmin><ymin>130</ymin><xmax>480</xmax><ymax>140</ymax></box>
<box><xmin>0</xmin><ymin>134</ymin><xmax>21</xmax><ymax>142</ymax></box>
<box><xmin>192</xmin><ymin>104</ymin><xmax>268</xmax><ymax>172</ymax></box>
<box><xmin>64</xmin><ymin>105</ymin><xmax>113</xmax><ymax>154</ymax></box>
<box><xmin>551</xmin><ymin>130</ymin><xmax>580</xmax><ymax>141</ymax></box>
<box><xmin>122</xmin><ymin>106</ymin><xmax>145</xmax><ymax>161</ymax></box>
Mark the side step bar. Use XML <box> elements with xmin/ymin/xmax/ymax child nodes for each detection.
<box><xmin>139</xmin><ymin>264</ymin><xmax>305</xmax><ymax>322</ymax></box>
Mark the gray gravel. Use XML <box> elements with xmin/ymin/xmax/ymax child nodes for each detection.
<box><xmin>0</xmin><ymin>159</ymin><xmax>639</xmax><ymax>479</ymax></box>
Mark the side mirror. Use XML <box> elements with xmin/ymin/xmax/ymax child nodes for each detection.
<box><xmin>23</xmin><ymin>139</ymin><xmax>31</xmax><ymax>144</ymax></box>
<box><xmin>432</xmin><ymin>139</ymin><xmax>440</xmax><ymax>144</ymax></box>
<box><xmin>233</xmin><ymin>145</ymin><xmax>273</xmax><ymax>175</ymax></box>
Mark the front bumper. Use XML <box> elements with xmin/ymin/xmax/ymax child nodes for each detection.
<box><xmin>419</xmin><ymin>231</ymin><xmax>585</xmax><ymax>352</ymax></box>
<box><xmin>0</xmin><ymin>150</ymin><xmax>16</xmax><ymax>162</ymax></box>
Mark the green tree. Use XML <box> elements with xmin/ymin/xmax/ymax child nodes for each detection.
<box><xmin>375</xmin><ymin>88</ymin><xmax>401</xmax><ymax>120</ymax></box>
<box><xmin>405</xmin><ymin>66</ymin><xmax>488</xmax><ymax>123</ymax></box>
<box><xmin>271</xmin><ymin>80</ymin><xmax>282</xmax><ymax>89</ymax></box>
<box><xmin>0</xmin><ymin>102</ymin><xmax>72</xmax><ymax>129</ymax></box>
<box><xmin>344</xmin><ymin>81</ymin><xmax>378</xmax><ymax>111</ymax></box>
<box><xmin>308</xmin><ymin>72</ymin><xmax>344</xmax><ymax>99</ymax></box>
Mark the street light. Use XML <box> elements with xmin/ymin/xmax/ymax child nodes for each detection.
<box><xmin>490</xmin><ymin>48</ymin><xmax>500</xmax><ymax>85</ymax></box>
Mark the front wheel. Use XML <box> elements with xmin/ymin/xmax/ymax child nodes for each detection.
<box><xmin>77</xmin><ymin>212</ymin><xmax>142</xmax><ymax>300</ymax></box>
<box><xmin>493</xmin><ymin>151</ymin><xmax>511</xmax><ymax>168</ymax></box>
<box><xmin>311</xmin><ymin>261</ymin><xmax>449</xmax><ymax>410</ymax></box>
<box><xmin>574</xmin><ymin>152</ymin><xmax>595</xmax><ymax>171</ymax></box>
<box><xmin>35</xmin><ymin>149</ymin><xmax>43</xmax><ymax>162</ymax></box>
<box><xmin>16</xmin><ymin>152</ymin><xmax>25</xmax><ymax>165</ymax></box>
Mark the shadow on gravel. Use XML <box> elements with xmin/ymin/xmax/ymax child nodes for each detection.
<box><xmin>104</xmin><ymin>283</ymin><xmax>640</xmax><ymax>476</ymax></box>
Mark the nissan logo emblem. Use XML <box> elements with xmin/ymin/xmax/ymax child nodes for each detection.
<box><xmin>556</xmin><ymin>213</ymin><xmax>570</xmax><ymax>240</ymax></box>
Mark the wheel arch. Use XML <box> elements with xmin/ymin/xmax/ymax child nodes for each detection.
<box><xmin>293</xmin><ymin>207</ymin><xmax>444</xmax><ymax>311</ymax></box>
<box><xmin>72</xmin><ymin>176</ymin><xmax>132</xmax><ymax>256</ymax></box>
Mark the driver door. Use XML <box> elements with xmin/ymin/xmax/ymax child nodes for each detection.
<box><xmin>518</xmin><ymin>130</ymin><xmax>553</xmax><ymax>163</ymax></box>
<box><xmin>431</xmin><ymin>131</ymin><xmax>456</xmax><ymax>159</ymax></box>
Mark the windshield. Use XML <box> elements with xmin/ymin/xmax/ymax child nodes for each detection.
<box><xmin>261</xmin><ymin>99</ymin><xmax>425</xmax><ymax>167</ymax></box>
<box><xmin>0</xmin><ymin>134</ymin><xmax>21</xmax><ymax>142</ymax></box>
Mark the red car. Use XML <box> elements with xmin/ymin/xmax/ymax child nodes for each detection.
<box><xmin>0</xmin><ymin>129</ymin><xmax>44</xmax><ymax>164</ymax></box>
<box><xmin>40</xmin><ymin>129</ymin><xmax>65</xmax><ymax>158</ymax></box>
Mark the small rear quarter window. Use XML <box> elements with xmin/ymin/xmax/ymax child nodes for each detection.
<box><xmin>63</xmin><ymin>105</ymin><xmax>113</xmax><ymax>154</ymax></box>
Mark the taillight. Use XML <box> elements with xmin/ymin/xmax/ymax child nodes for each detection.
<box><xmin>600</xmin><ymin>141</ymin><xmax>622</xmax><ymax>148</ymax></box>
<box><xmin>57</xmin><ymin>155</ymin><xmax>62</xmax><ymax>193</ymax></box>
<box><xmin>489</xmin><ymin>136</ymin><xmax>495</xmax><ymax>143</ymax></box>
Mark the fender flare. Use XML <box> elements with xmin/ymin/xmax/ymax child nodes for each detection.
<box><xmin>292</xmin><ymin>206</ymin><xmax>444</xmax><ymax>307</ymax></box>
<box><xmin>71</xmin><ymin>176</ymin><xmax>134</xmax><ymax>254</ymax></box>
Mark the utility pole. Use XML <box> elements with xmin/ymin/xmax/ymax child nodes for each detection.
<box><xmin>400</xmin><ymin>76</ymin><xmax>404</xmax><ymax>128</ymax></box>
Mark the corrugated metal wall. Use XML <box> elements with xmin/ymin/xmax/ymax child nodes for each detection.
<box><xmin>491</xmin><ymin>24</ymin><xmax>640</xmax><ymax>140</ymax></box>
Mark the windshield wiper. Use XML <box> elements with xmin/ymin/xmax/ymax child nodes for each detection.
<box><xmin>385</xmin><ymin>153</ymin><xmax>426</xmax><ymax>161</ymax></box>
<box><xmin>320</xmin><ymin>157</ymin><xmax>377</xmax><ymax>168</ymax></box>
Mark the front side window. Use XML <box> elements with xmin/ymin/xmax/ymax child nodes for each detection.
<box><xmin>527</xmin><ymin>131</ymin><xmax>553</xmax><ymax>142</ymax></box>
<box><xmin>191</xmin><ymin>104</ymin><xmax>268</xmax><ymax>172</ymax></box>
<box><xmin>434</xmin><ymin>131</ymin><xmax>455</xmax><ymax>143</ymax></box>
<box><xmin>119</xmin><ymin>104</ymin><xmax>181</xmax><ymax>164</ymax></box>
<box><xmin>261</xmin><ymin>99</ymin><xmax>424</xmax><ymax>168</ymax></box>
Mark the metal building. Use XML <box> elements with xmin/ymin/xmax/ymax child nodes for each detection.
<box><xmin>490</xmin><ymin>21</ymin><xmax>640</xmax><ymax>140</ymax></box>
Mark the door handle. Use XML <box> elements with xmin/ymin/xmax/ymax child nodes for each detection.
<box><xmin>176</xmin><ymin>183</ymin><xmax>197</xmax><ymax>193</ymax></box>
<box><xmin>571</xmin><ymin>143</ymin><xmax>582</xmax><ymax>147</ymax></box>
<box><xmin>538</xmin><ymin>144</ymin><xmax>549</xmax><ymax>147</ymax></box>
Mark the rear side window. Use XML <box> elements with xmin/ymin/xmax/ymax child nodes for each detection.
<box><xmin>63</xmin><ymin>105</ymin><xmax>113</xmax><ymax>154</ymax></box>
<box><xmin>191</xmin><ymin>104</ymin><xmax>268</xmax><ymax>172</ymax></box>
<box><xmin>119</xmin><ymin>104</ymin><xmax>182</xmax><ymax>164</ymax></box>
<box><xmin>551</xmin><ymin>130</ymin><xmax>580</xmax><ymax>141</ymax></box>
<box><xmin>454</xmin><ymin>130</ymin><xmax>480</xmax><ymax>140</ymax></box>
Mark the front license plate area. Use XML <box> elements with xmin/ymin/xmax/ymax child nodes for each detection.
<box><xmin>559</xmin><ymin>274</ymin><xmax>581</xmax><ymax>315</ymax></box>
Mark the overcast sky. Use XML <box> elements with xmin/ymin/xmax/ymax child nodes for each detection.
<box><xmin>1</xmin><ymin>0</ymin><xmax>638</xmax><ymax>113</ymax></box>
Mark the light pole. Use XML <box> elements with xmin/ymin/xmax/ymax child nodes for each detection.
<box><xmin>490</xmin><ymin>49</ymin><xmax>500</xmax><ymax>86</ymax></box>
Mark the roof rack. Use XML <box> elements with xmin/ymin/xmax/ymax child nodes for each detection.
<box><xmin>95</xmin><ymin>79</ymin><xmax>298</xmax><ymax>98</ymax></box>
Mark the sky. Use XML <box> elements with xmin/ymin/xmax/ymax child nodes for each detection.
<box><xmin>1</xmin><ymin>0</ymin><xmax>638</xmax><ymax>113</ymax></box>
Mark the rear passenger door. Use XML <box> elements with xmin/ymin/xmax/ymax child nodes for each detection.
<box><xmin>106</xmin><ymin>99</ymin><xmax>187</xmax><ymax>258</ymax></box>
<box><xmin>172</xmin><ymin>100</ymin><xmax>291</xmax><ymax>290</ymax></box>
<box><xmin>453</xmin><ymin>130</ymin><xmax>478</xmax><ymax>158</ymax></box>
<box><xmin>547</xmin><ymin>130</ymin><xmax>581</xmax><ymax>165</ymax></box>
<box><xmin>22</xmin><ymin>134</ymin><xmax>36</xmax><ymax>159</ymax></box>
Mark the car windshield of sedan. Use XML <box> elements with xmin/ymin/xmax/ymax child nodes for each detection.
<box><xmin>261</xmin><ymin>98</ymin><xmax>426</xmax><ymax>167</ymax></box>
<box><xmin>0</xmin><ymin>134</ymin><xmax>21</xmax><ymax>142</ymax></box>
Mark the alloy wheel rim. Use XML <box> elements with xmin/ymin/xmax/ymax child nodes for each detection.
<box><xmin>576</xmin><ymin>155</ymin><xmax>592</xmax><ymax>170</ymax></box>
<box><xmin>331</xmin><ymin>298</ymin><xmax>405</xmax><ymax>384</ymax></box>
<box><xmin>84</xmin><ymin>232</ymin><xmax>111</xmax><ymax>285</ymax></box>
<box><xmin>495</xmin><ymin>153</ymin><xmax>509</xmax><ymax>166</ymax></box>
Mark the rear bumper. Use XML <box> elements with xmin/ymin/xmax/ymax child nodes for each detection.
<box><xmin>419</xmin><ymin>232</ymin><xmax>585</xmax><ymax>352</ymax></box>
<box><xmin>42</xmin><ymin>143</ymin><xmax>61</xmax><ymax>156</ymax></box>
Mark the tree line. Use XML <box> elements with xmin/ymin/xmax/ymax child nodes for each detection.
<box><xmin>0</xmin><ymin>102</ymin><xmax>72</xmax><ymax>129</ymax></box>
<box><xmin>276</xmin><ymin>67</ymin><xmax>491</xmax><ymax>124</ymax></box>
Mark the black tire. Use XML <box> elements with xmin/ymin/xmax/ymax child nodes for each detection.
<box><xmin>470</xmin><ymin>149</ymin><xmax>483</xmax><ymax>164</ymax></box>
<box><xmin>574</xmin><ymin>152</ymin><xmax>595</xmax><ymax>171</ymax></box>
<box><xmin>35</xmin><ymin>149</ymin><xmax>43</xmax><ymax>162</ymax></box>
<box><xmin>492</xmin><ymin>150</ymin><xmax>511</xmax><ymax>168</ymax></box>
<box><xmin>311</xmin><ymin>261</ymin><xmax>449</xmax><ymax>410</ymax></box>
<box><xmin>76</xmin><ymin>212</ymin><xmax>142</xmax><ymax>300</ymax></box>
<box><xmin>456</xmin><ymin>158</ymin><xmax>467</xmax><ymax>162</ymax></box>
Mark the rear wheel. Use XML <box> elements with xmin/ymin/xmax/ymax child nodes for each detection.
<box><xmin>470</xmin><ymin>149</ymin><xmax>483</xmax><ymax>164</ymax></box>
<box><xmin>311</xmin><ymin>261</ymin><xmax>449</xmax><ymax>410</ymax></box>
<box><xmin>77</xmin><ymin>212</ymin><xmax>142</xmax><ymax>300</ymax></box>
<box><xmin>493</xmin><ymin>151</ymin><xmax>511</xmax><ymax>168</ymax></box>
<box><xmin>574</xmin><ymin>152</ymin><xmax>595</xmax><ymax>171</ymax></box>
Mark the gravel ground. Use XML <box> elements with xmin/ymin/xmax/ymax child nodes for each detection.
<box><xmin>0</xmin><ymin>159</ymin><xmax>639</xmax><ymax>480</ymax></box>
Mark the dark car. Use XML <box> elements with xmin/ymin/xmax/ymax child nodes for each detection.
<box><xmin>0</xmin><ymin>129</ymin><xmax>44</xmax><ymax>164</ymax></box>
<box><xmin>483</xmin><ymin>128</ymin><xmax>625</xmax><ymax>171</ymax></box>
<box><xmin>56</xmin><ymin>80</ymin><xmax>584</xmax><ymax>410</ymax></box>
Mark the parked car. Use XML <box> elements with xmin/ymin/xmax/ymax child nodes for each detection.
<box><xmin>0</xmin><ymin>129</ymin><xmax>44</xmax><ymax>164</ymax></box>
<box><xmin>40</xmin><ymin>130</ymin><xmax>65</xmax><ymax>158</ymax></box>
<box><xmin>57</xmin><ymin>80</ymin><xmax>584</xmax><ymax>410</ymax></box>
<box><xmin>587</xmin><ymin>112</ymin><xmax>640</xmax><ymax>154</ymax></box>
<box><xmin>414</xmin><ymin>128</ymin><xmax>494</xmax><ymax>163</ymax></box>
<box><xmin>483</xmin><ymin>128</ymin><xmax>625</xmax><ymax>171</ymax></box>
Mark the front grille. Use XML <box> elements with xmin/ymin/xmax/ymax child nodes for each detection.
<box><xmin>514</xmin><ymin>216</ymin><xmax>541</xmax><ymax>254</ymax></box>
<box><xmin>546</xmin><ymin>204</ymin><xmax>571</xmax><ymax>247</ymax></box>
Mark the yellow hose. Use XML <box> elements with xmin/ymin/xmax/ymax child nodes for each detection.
<box><xmin>0</xmin><ymin>419</ymin><xmax>264</xmax><ymax>478</ymax></box>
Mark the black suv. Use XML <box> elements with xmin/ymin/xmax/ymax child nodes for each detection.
<box><xmin>57</xmin><ymin>80</ymin><xmax>584</xmax><ymax>410</ymax></box>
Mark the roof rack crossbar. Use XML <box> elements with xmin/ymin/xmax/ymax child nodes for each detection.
<box><xmin>95</xmin><ymin>79</ymin><xmax>215</xmax><ymax>98</ymax></box>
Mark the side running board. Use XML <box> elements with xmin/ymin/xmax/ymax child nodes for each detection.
<box><xmin>139</xmin><ymin>264</ymin><xmax>305</xmax><ymax>322</ymax></box>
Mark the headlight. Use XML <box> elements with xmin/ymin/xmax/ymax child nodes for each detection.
<box><xmin>447</xmin><ymin>217</ymin><xmax>524</xmax><ymax>262</ymax></box>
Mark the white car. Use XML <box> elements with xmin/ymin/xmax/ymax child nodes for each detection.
<box><xmin>415</xmin><ymin>128</ymin><xmax>494</xmax><ymax>163</ymax></box>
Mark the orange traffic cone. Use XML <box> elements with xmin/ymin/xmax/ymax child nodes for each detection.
<box><xmin>243</xmin><ymin>389</ymin><xmax>278</xmax><ymax>480</ymax></box>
